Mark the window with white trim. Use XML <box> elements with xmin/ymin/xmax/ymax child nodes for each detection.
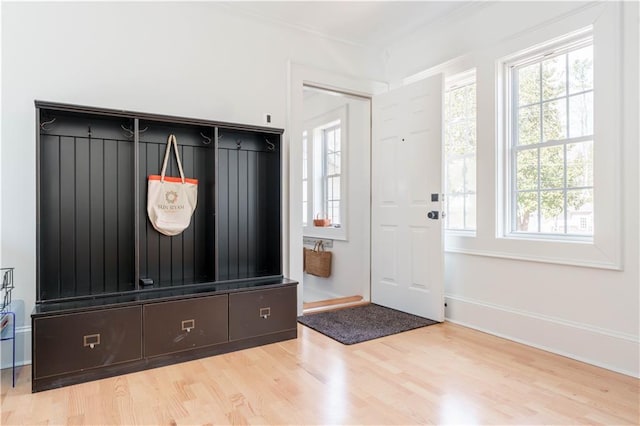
<box><xmin>302</xmin><ymin>105</ymin><xmax>348</xmax><ymax>239</ymax></box>
<box><xmin>322</xmin><ymin>124</ymin><xmax>342</xmax><ymax>225</ymax></box>
<box><xmin>507</xmin><ymin>36</ymin><xmax>594</xmax><ymax>238</ymax></box>
<box><xmin>444</xmin><ymin>70</ymin><xmax>477</xmax><ymax>232</ymax></box>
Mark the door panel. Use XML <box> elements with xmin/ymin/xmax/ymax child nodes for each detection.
<box><xmin>380</xmin><ymin>137</ymin><xmax>399</xmax><ymax>203</ymax></box>
<box><xmin>372</xmin><ymin>74</ymin><xmax>444</xmax><ymax>321</ymax></box>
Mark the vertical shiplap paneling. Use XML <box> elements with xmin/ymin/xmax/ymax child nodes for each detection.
<box><xmin>247</xmin><ymin>151</ymin><xmax>257</xmax><ymax>277</ymax></box>
<box><xmin>266</xmin><ymin>151</ymin><xmax>281</xmax><ymax>274</ymax></box>
<box><xmin>194</xmin><ymin>144</ymin><xmax>208</xmax><ymax>282</ymax></box>
<box><xmin>103</xmin><ymin>139</ymin><xmax>119</xmax><ymax>293</ymax></box>
<box><xmin>144</xmin><ymin>141</ymin><xmax>160</xmax><ymax>286</ymax></box>
<box><xmin>228</xmin><ymin>150</ymin><xmax>239</xmax><ymax>279</ymax></box>
<box><xmin>74</xmin><ymin>137</ymin><xmax>91</xmax><ymax>296</ymax></box>
<box><xmin>117</xmin><ymin>139</ymin><xmax>134</xmax><ymax>291</ymax></box>
<box><xmin>238</xmin><ymin>150</ymin><xmax>249</xmax><ymax>278</ymax></box>
<box><xmin>138</xmin><ymin>140</ymin><xmax>148</xmax><ymax>284</ymax></box>
<box><xmin>257</xmin><ymin>152</ymin><xmax>268</xmax><ymax>274</ymax></box>
<box><xmin>40</xmin><ymin>135</ymin><xmax>61</xmax><ymax>300</ymax></box>
<box><xmin>157</xmin><ymin>138</ymin><xmax>172</xmax><ymax>285</ymax></box>
<box><xmin>181</xmin><ymin>145</ymin><xmax>195</xmax><ymax>284</ymax></box>
<box><xmin>171</xmin><ymin>144</ymin><xmax>185</xmax><ymax>286</ymax></box>
<box><xmin>59</xmin><ymin>136</ymin><xmax>76</xmax><ymax>297</ymax></box>
<box><xmin>89</xmin><ymin>138</ymin><xmax>105</xmax><ymax>295</ymax></box>
<box><xmin>217</xmin><ymin>149</ymin><xmax>229</xmax><ymax>280</ymax></box>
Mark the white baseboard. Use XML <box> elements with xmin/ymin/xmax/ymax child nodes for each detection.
<box><xmin>445</xmin><ymin>294</ymin><xmax>640</xmax><ymax>378</ymax></box>
<box><xmin>1</xmin><ymin>325</ymin><xmax>32</xmax><ymax>370</ymax></box>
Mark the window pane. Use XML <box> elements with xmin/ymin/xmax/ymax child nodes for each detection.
<box><xmin>326</xmin><ymin>129</ymin><xmax>335</xmax><ymax>153</ymax></box>
<box><xmin>446</xmin><ymin>122</ymin><xmax>474</xmax><ymax>155</ymax></box>
<box><xmin>516</xmin><ymin>149</ymin><xmax>538</xmax><ymax>190</ymax></box>
<box><xmin>328</xmin><ymin>200</ymin><xmax>340</xmax><ymax>225</ymax></box>
<box><xmin>328</xmin><ymin>176</ymin><xmax>340</xmax><ymax>200</ymax></box>
<box><xmin>447</xmin><ymin>158</ymin><xmax>465</xmax><ymax>193</ymax></box>
<box><xmin>540</xmin><ymin>145</ymin><xmax>564</xmax><ymax>189</ymax></box>
<box><xmin>327</xmin><ymin>152</ymin><xmax>340</xmax><ymax>175</ymax></box>
<box><xmin>542</xmin><ymin>55</ymin><xmax>567</xmax><ymax>100</ymax></box>
<box><xmin>567</xmin><ymin>189</ymin><xmax>593</xmax><ymax>234</ymax></box>
<box><xmin>569</xmin><ymin>45</ymin><xmax>593</xmax><ymax>94</ymax></box>
<box><xmin>567</xmin><ymin>141</ymin><xmax>593</xmax><ymax>188</ymax></box>
<box><xmin>542</xmin><ymin>99</ymin><xmax>567</xmax><ymax>142</ymax></box>
<box><xmin>540</xmin><ymin>190</ymin><xmax>565</xmax><ymax>234</ymax></box>
<box><xmin>518</xmin><ymin>63</ymin><xmax>540</xmax><ymax>106</ymax></box>
<box><xmin>516</xmin><ymin>192</ymin><xmax>539</xmax><ymax>232</ymax></box>
<box><xmin>447</xmin><ymin>195</ymin><xmax>464</xmax><ymax>229</ymax></box>
<box><xmin>569</xmin><ymin>92</ymin><xmax>593</xmax><ymax>138</ymax></box>
<box><xmin>302</xmin><ymin>138</ymin><xmax>308</xmax><ymax>179</ymax></box>
<box><xmin>445</xmin><ymin>74</ymin><xmax>476</xmax><ymax>232</ymax></box>
<box><xmin>302</xmin><ymin>201</ymin><xmax>307</xmax><ymax>224</ymax></box>
<box><xmin>465</xmin><ymin>156</ymin><xmax>476</xmax><ymax>191</ymax></box>
<box><xmin>518</xmin><ymin>104</ymin><xmax>541</xmax><ymax>145</ymax></box>
<box><xmin>465</xmin><ymin>194</ymin><xmax>476</xmax><ymax>229</ymax></box>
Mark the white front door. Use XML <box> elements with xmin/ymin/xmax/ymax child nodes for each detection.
<box><xmin>371</xmin><ymin>74</ymin><xmax>444</xmax><ymax>321</ymax></box>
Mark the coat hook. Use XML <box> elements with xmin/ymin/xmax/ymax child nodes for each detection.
<box><xmin>120</xmin><ymin>124</ymin><xmax>134</xmax><ymax>137</ymax></box>
<box><xmin>265</xmin><ymin>138</ymin><xmax>275</xmax><ymax>151</ymax></box>
<box><xmin>40</xmin><ymin>117</ymin><xmax>56</xmax><ymax>131</ymax></box>
<box><xmin>121</xmin><ymin>125</ymin><xmax>148</xmax><ymax>137</ymax></box>
<box><xmin>200</xmin><ymin>132</ymin><xmax>212</xmax><ymax>145</ymax></box>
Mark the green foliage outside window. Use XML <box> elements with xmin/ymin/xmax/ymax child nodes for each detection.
<box><xmin>513</xmin><ymin>44</ymin><xmax>593</xmax><ymax>235</ymax></box>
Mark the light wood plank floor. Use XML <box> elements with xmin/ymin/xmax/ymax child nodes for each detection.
<box><xmin>1</xmin><ymin>322</ymin><xmax>638</xmax><ymax>425</ymax></box>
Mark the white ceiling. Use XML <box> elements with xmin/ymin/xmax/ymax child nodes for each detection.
<box><xmin>222</xmin><ymin>1</ymin><xmax>480</xmax><ymax>50</ymax></box>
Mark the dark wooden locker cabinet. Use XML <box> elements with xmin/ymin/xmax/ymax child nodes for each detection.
<box><xmin>33</xmin><ymin>101</ymin><xmax>297</xmax><ymax>392</ymax></box>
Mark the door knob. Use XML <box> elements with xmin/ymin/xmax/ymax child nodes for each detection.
<box><xmin>427</xmin><ymin>211</ymin><xmax>439</xmax><ymax>220</ymax></box>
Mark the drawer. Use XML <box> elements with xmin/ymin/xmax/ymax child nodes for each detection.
<box><xmin>33</xmin><ymin>306</ymin><xmax>142</xmax><ymax>379</ymax></box>
<box><xmin>229</xmin><ymin>286</ymin><xmax>297</xmax><ymax>341</ymax></box>
<box><xmin>143</xmin><ymin>294</ymin><xmax>228</xmax><ymax>357</ymax></box>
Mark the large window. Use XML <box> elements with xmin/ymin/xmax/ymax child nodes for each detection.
<box><xmin>507</xmin><ymin>37</ymin><xmax>594</xmax><ymax>238</ymax></box>
<box><xmin>444</xmin><ymin>70</ymin><xmax>477</xmax><ymax>232</ymax></box>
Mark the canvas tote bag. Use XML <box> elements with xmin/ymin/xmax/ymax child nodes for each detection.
<box><xmin>147</xmin><ymin>134</ymin><xmax>198</xmax><ymax>236</ymax></box>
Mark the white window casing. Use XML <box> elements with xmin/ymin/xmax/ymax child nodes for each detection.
<box><xmin>444</xmin><ymin>2</ymin><xmax>622</xmax><ymax>270</ymax></box>
<box><xmin>302</xmin><ymin>105</ymin><xmax>348</xmax><ymax>241</ymax></box>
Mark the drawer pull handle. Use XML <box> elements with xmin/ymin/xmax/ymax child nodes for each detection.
<box><xmin>260</xmin><ymin>307</ymin><xmax>271</xmax><ymax>319</ymax></box>
<box><xmin>182</xmin><ymin>319</ymin><xmax>195</xmax><ymax>332</ymax></box>
<box><xmin>83</xmin><ymin>334</ymin><xmax>100</xmax><ymax>349</ymax></box>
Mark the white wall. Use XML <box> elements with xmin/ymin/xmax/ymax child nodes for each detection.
<box><xmin>0</xmin><ymin>2</ymin><xmax>384</xmax><ymax>367</ymax></box>
<box><xmin>301</xmin><ymin>91</ymin><xmax>371</xmax><ymax>303</ymax></box>
<box><xmin>386</xmin><ymin>1</ymin><xmax>639</xmax><ymax>376</ymax></box>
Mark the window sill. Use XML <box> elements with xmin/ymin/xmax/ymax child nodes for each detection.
<box><xmin>502</xmin><ymin>232</ymin><xmax>593</xmax><ymax>244</ymax></box>
<box><xmin>445</xmin><ymin>233</ymin><xmax>621</xmax><ymax>270</ymax></box>
<box><xmin>303</xmin><ymin>226</ymin><xmax>347</xmax><ymax>241</ymax></box>
<box><xmin>445</xmin><ymin>229</ymin><xmax>476</xmax><ymax>238</ymax></box>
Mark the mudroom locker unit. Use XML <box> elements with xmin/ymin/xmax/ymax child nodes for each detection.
<box><xmin>32</xmin><ymin>101</ymin><xmax>297</xmax><ymax>392</ymax></box>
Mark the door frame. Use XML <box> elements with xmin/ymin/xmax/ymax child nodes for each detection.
<box><xmin>286</xmin><ymin>62</ymin><xmax>387</xmax><ymax>315</ymax></box>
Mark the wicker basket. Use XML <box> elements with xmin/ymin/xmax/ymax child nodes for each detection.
<box><xmin>313</xmin><ymin>213</ymin><xmax>331</xmax><ymax>227</ymax></box>
<box><xmin>304</xmin><ymin>241</ymin><xmax>332</xmax><ymax>278</ymax></box>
